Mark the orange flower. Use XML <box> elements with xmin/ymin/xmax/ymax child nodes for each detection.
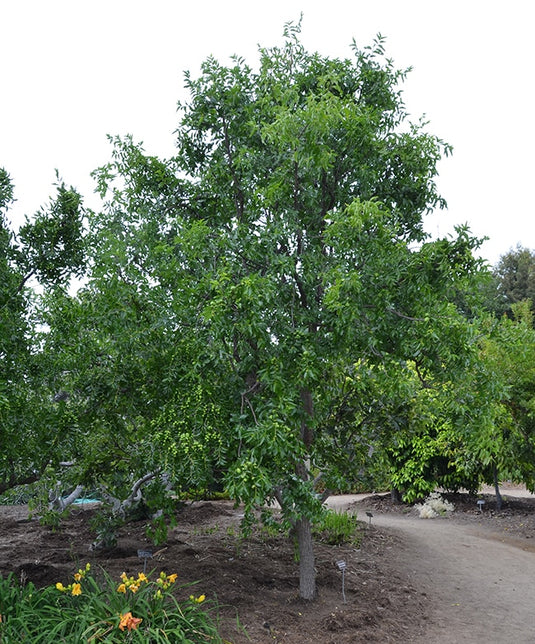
<box><xmin>71</xmin><ymin>583</ymin><xmax>82</xmax><ymax>596</ymax></box>
<box><xmin>74</xmin><ymin>565</ymin><xmax>88</xmax><ymax>581</ymax></box>
<box><xmin>118</xmin><ymin>612</ymin><xmax>142</xmax><ymax>632</ymax></box>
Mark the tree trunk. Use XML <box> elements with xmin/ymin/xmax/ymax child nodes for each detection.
<box><xmin>391</xmin><ymin>488</ymin><xmax>402</xmax><ymax>504</ymax></box>
<box><xmin>295</xmin><ymin>516</ymin><xmax>316</xmax><ymax>600</ymax></box>
<box><xmin>493</xmin><ymin>463</ymin><xmax>503</xmax><ymax>511</ymax></box>
<box><xmin>295</xmin><ymin>388</ymin><xmax>317</xmax><ymax>599</ymax></box>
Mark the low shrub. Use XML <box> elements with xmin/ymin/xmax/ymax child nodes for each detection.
<box><xmin>314</xmin><ymin>509</ymin><xmax>362</xmax><ymax>546</ymax></box>
<box><xmin>415</xmin><ymin>492</ymin><xmax>455</xmax><ymax>519</ymax></box>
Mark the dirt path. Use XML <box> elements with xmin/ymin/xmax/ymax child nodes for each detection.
<box><xmin>328</xmin><ymin>493</ymin><xmax>535</xmax><ymax>643</ymax></box>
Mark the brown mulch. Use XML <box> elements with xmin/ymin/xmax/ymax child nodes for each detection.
<box><xmin>2</xmin><ymin>490</ymin><xmax>534</xmax><ymax>642</ymax></box>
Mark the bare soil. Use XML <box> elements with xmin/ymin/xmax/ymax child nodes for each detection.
<box><xmin>1</xmin><ymin>488</ymin><xmax>535</xmax><ymax>643</ymax></box>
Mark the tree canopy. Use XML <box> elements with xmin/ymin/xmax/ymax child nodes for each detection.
<box><xmin>58</xmin><ymin>23</ymin><xmax>485</xmax><ymax>599</ymax></box>
<box><xmin>1</xmin><ymin>23</ymin><xmax>510</xmax><ymax>602</ymax></box>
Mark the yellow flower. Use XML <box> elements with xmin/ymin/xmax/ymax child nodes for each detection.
<box><xmin>74</xmin><ymin>572</ymin><xmax>82</xmax><ymax>581</ymax></box>
<box><xmin>117</xmin><ymin>583</ymin><xmax>126</xmax><ymax>593</ymax></box>
<box><xmin>167</xmin><ymin>573</ymin><xmax>178</xmax><ymax>583</ymax></box>
<box><xmin>137</xmin><ymin>572</ymin><xmax>148</xmax><ymax>583</ymax></box>
<box><xmin>120</xmin><ymin>572</ymin><xmax>128</xmax><ymax>582</ymax></box>
<box><xmin>71</xmin><ymin>583</ymin><xmax>82</xmax><ymax>596</ymax></box>
<box><xmin>118</xmin><ymin>612</ymin><xmax>142</xmax><ymax>632</ymax></box>
<box><xmin>56</xmin><ymin>582</ymin><xmax>66</xmax><ymax>592</ymax></box>
<box><xmin>129</xmin><ymin>583</ymin><xmax>140</xmax><ymax>594</ymax></box>
<box><xmin>190</xmin><ymin>594</ymin><xmax>206</xmax><ymax>603</ymax></box>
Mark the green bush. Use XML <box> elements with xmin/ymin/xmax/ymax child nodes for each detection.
<box><xmin>313</xmin><ymin>509</ymin><xmax>362</xmax><ymax>546</ymax></box>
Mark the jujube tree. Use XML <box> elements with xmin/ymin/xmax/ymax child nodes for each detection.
<box><xmin>79</xmin><ymin>23</ymin><xmax>484</xmax><ymax>599</ymax></box>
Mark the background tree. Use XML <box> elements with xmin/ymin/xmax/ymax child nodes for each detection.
<box><xmin>1</xmin><ymin>168</ymin><xmax>26</xmax><ymax>390</ymax></box>
<box><xmin>465</xmin><ymin>303</ymin><xmax>535</xmax><ymax>507</ymax></box>
<box><xmin>392</xmin><ymin>299</ymin><xmax>535</xmax><ymax>510</ymax></box>
<box><xmin>0</xmin><ymin>168</ymin><xmax>85</xmax><ymax>495</ymax></box>
<box><xmin>484</xmin><ymin>245</ymin><xmax>535</xmax><ymax>320</ymax></box>
<box><xmin>0</xmin><ymin>168</ymin><xmax>33</xmax><ymax>493</ymax></box>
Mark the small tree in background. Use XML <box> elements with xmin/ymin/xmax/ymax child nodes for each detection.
<box><xmin>468</xmin><ymin>303</ymin><xmax>535</xmax><ymax>507</ymax></box>
<box><xmin>0</xmin><ymin>169</ymin><xmax>85</xmax><ymax>495</ymax></box>
<box><xmin>484</xmin><ymin>245</ymin><xmax>535</xmax><ymax>320</ymax></box>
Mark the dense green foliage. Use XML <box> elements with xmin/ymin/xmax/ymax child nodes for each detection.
<box><xmin>64</xmin><ymin>23</ymin><xmax>485</xmax><ymax>598</ymax></box>
<box><xmin>3</xmin><ymin>22</ymin><xmax>535</xmax><ymax>602</ymax></box>
<box><xmin>0</xmin><ymin>169</ymin><xmax>85</xmax><ymax>496</ymax></box>
<box><xmin>474</xmin><ymin>303</ymin><xmax>535</xmax><ymax>488</ymax></box>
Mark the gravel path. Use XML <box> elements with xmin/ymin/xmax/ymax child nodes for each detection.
<box><xmin>327</xmin><ymin>492</ymin><xmax>535</xmax><ymax>643</ymax></box>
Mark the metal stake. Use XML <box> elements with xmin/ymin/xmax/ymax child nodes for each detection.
<box><xmin>137</xmin><ymin>549</ymin><xmax>153</xmax><ymax>574</ymax></box>
<box><xmin>336</xmin><ymin>560</ymin><xmax>347</xmax><ymax>604</ymax></box>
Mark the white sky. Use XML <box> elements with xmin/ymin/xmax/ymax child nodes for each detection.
<box><xmin>1</xmin><ymin>0</ymin><xmax>533</xmax><ymax>265</ymax></box>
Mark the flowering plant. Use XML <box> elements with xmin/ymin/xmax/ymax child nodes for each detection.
<box><xmin>117</xmin><ymin>571</ymin><xmax>149</xmax><ymax>594</ymax></box>
<box><xmin>0</xmin><ymin>566</ymin><xmax>221</xmax><ymax>642</ymax></box>
<box><xmin>55</xmin><ymin>562</ymin><xmax>91</xmax><ymax>595</ymax></box>
<box><xmin>415</xmin><ymin>492</ymin><xmax>455</xmax><ymax>518</ymax></box>
<box><xmin>118</xmin><ymin>610</ymin><xmax>143</xmax><ymax>632</ymax></box>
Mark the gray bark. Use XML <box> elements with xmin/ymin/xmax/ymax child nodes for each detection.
<box><xmin>493</xmin><ymin>464</ymin><xmax>503</xmax><ymax>511</ymax></box>
<box><xmin>294</xmin><ymin>388</ymin><xmax>317</xmax><ymax>600</ymax></box>
<box><xmin>49</xmin><ymin>483</ymin><xmax>84</xmax><ymax>511</ymax></box>
<box><xmin>295</xmin><ymin>516</ymin><xmax>316</xmax><ymax>600</ymax></box>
